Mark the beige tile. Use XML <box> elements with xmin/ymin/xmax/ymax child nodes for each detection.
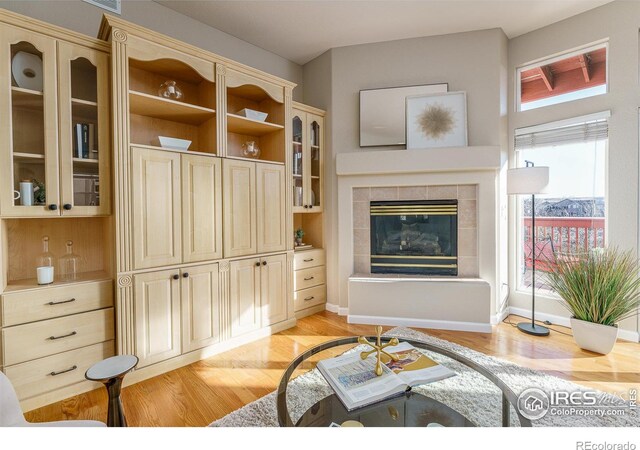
<box><xmin>458</xmin><ymin>228</ymin><xmax>477</xmax><ymax>257</ymax></box>
<box><xmin>458</xmin><ymin>184</ymin><xmax>477</xmax><ymax>200</ymax></box>
<box><xmin>398</xmin><ymin>186</ymin><xmax>427</xmax><ymax>200</ymax></box>
<box><xmin>353</xmin><ymin>201</ymin><xmax>370</xmax><ymax>229</ymax></box>
<box><xmin>427</xmin><ymin>185</ymin><xmax>458</xmax><ymax>200</ymax></box>
<box><xmin>458</xmin><ymin>256</ymin><xmax>479</xmax><ymax>277</ymax></box>
<box><xmin>458</xmin><ymin>200</ymin><xmax>477</xmax><ymax>228</ymax></box>
<box><xmin>353</xmin><ymin>187</ymin><xmax>370</xmax><ymax>202</ymax></box>
<box><xmin>353</xmin><ymin>228</ymin><xmax>370</xmax><ymax>256</ymax></box>
<box><xmin>354</xmin><ymin>255</ymin><xmax>370</xmax><ymax>274</ymax></box>
<box><xmin>370</xmin><ymin>187</ymin><xmax>398</xmax><ymax>201</ymax></box>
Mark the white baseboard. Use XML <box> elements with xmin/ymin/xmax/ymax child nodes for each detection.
<box><xmin>347</xmin><ymin>314</ymin><xmax>492</xmax><ymax>333</ymax></box>
<box><xmin>509</xmin><ymin>306</ymin><xmax>639</xmax><ymax>343</ymax></box>
<box><xmin>326</xmin><ymin>303</ymin><xmax>348</xmax><ymax>316</ymax></box>
<box><xmin>491</xmin><ymin>308</ymin><xmax>510</xmax><ymax>325</ymax></box>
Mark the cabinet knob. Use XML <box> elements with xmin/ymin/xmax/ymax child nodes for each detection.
<box><xmin>304</xmin><ymin>205</ymin><xmax>309</xmax><ymax>209</ymax></box>
<box><xmin>262</xmin><ymin>261</ymin><xmax>267</xmax><ymax>266</ymax></box>
<box><xmin>63</xmin><ymin>203</ymin><xmax>72</xmax><ymax>210</ymax></box>
<box><xmin>48</xmin><ymin>204</ymin><xmax>58</xmax><ymax>211</ymax></box>
<box><xmin>172</xmin><ymin>274</ymin><xmax>180</xmax><ymax>280</ymax></box>
<box><xmin>255</xmin><ymin>262</ymin><xmax>261</xmax><ymax>267</ymax></box>
<box><xmin>183</xmin><ymin>272</ymin><xmax>189</xmax><ymax>278</ymax></box>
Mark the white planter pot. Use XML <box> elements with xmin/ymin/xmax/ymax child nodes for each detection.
<box><xmin>570</xmin><ymin>317</ymin><xmax>618</xmax><ymax>355</ymax></box>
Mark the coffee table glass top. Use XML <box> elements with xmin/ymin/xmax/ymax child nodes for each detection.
<box><xmin>276</xmin><ymin>336</ymin><xmax>531</xmax><ymax>428</ymax></box>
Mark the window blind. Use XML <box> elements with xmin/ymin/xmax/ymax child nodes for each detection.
<box><xmin>514</xmin><ymin>119</ymin><xmax>608</xmax><ymax>150</ymax></box>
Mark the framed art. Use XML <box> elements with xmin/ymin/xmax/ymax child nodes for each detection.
<box><xmin>359</xmin><ymin>83</ymin><xmax>448</xmax><ymax>147</ymax></box>
<box><xmin>406</xmin><ymin>91</ymin><xmax>467</xmax><ymax>149</ymax></box>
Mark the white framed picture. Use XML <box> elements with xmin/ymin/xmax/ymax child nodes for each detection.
<box><xmin>406</xmin><ymin>91</ymin><xmax>467</xmax><ymax>149</ymax></box>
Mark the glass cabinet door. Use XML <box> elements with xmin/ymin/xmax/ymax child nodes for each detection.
<box><xmin>57</xmin><ymin>42</ymin><xmax>110</xmax><ymax>216</ymax></box>
<box><xmin>292</xmin><ymin>111</ymin><xmax>307</xmax><ymax>213</ymax></box>
<box><xmin>0</xmin><ymin>26</ymin><xmax>59</xmax><ymax>216</ymax></box>
<box><xmin>308</xmin><ymin>114</ymin><xmax>323</xmax><ymax>212</ymax></box>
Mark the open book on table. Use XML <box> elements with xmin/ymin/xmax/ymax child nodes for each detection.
<box><xmin>317</xmin><ymin>341</ymin><xmax>455</xmax><ymax>411</ymax></box>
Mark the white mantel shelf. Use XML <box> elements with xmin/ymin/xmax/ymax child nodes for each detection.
<box><xmin>336</xmin><ymin>146</ymin><xmax>502</xmax><ymax>176</ymax></box>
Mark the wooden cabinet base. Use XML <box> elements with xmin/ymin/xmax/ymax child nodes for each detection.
<box><xmin>294</xmin><ymin>303</ymin><xmax>327</xmax><ymax>320</ymax></box>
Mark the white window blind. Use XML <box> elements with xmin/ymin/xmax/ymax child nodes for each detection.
<box><xmin>515</xmin><ymin>119</ymin><xmax>608</xmax><ymax>150</ymax></box>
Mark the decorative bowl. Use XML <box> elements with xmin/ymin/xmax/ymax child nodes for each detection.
<box><xmin>157</xmin><ymin>136</ymin><xmax>192</xmax><ymax>151</ymax></box>
<box><xmin>237</xmin><ymin>108</ymin><xmax>268</xmax><ymax>122</ymax></box>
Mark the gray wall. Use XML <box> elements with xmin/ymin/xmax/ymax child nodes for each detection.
<box><xmin>508</xmin><ymin>0</ymin><xmax>639</xmax><ymax>335</ymax></box>
<box><xmin>0</xmin><ymin>0</ymin><xmax>303</xmax><ymax>99</ymax></box>
<box><xmin>302</xmin><ymin>29</ymin><xmax>509</xmax><ymax>309</ymax></box>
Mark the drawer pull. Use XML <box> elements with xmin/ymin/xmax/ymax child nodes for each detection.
<box><xmin>48</xmin><ymin>331</ymin><xmax>77</xmax><ymax>340</ymax></box>
<box><xmin>49</xmin><ymin>365</ymin><xmax>78</xmax><ymax>377</ymax></box>
<box><xmin>304</xmin><ymin>296</ymin><xmax>315</xmax><ymax>301</ymax></box>
<box><xmin>46</xmin><ymin>298</ymin><xmax>76</xmax><ymax>306</ymax></box>
<box><xmin>303</xmin><ymin>258</ymin><xmax>314</xmax><ymax>262</ymax></box>
<box><xmin>304</xmin><ymin>276</ymin><xmax>315</xmax><ymax>281</ymax></box>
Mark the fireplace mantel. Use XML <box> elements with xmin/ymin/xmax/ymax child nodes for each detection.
<box><xmin>337</xmin><ymin>146</ymin><xmax>502</xmax><ymax>176</ymax></box>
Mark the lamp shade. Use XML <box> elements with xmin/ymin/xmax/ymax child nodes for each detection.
<box><xmin>507</xmin><ymin>166</ymin><xmax>549</xmax><ymax>195</ymax></box>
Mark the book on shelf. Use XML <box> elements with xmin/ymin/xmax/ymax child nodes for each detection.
<box><xmin>294</xmin><ymin>243</ymin><xmax>313</xmax><ymax>250</ymax></box>
<box><xmin>317</xmin><ymin>341</ymin><xmax>455</xmax><ymax>411</ymax></box>
<box><xmin>74</xmin><ymin>123</ymin><xmax>97</xmax><ymax>159</ymax></box>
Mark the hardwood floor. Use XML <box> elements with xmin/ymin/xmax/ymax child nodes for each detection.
<box><xmin>24</xmin><ymin>312</ymin><xmax>639</xmax><ymax>426</ymax></box>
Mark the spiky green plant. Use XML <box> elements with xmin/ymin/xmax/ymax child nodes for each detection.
<box><xmin>544</xmin><ymin>248</ymin><xmax>640</xmax><ymax>326</ymax></box>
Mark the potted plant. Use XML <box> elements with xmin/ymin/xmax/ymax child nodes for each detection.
<box><xmin>544</xmin><ymin>247</ymin><xmax>640</xmax><ymax>354</ymax></box>
<box><xmin>294</xmin><ymin>228</ymin><xmax>305</xmax><ymax>246</ymax></box>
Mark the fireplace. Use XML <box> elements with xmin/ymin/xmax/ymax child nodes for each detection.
<box><xmin>370</xmin><ymin>199</ymin><xmax>458</xmax><ymax>276</ymax></box>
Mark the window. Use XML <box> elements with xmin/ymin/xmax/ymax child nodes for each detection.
<box><xmin>517</xmin><ymin>42</ymin><xmax>608</xmax><ymax>112</ymax></box>
<box><xmin>514</xmin><ymin>113</ymin><xmax>608</xmax><ymax>293</ymax></box>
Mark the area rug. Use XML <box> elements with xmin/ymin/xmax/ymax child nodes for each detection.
<box><xmin>209</xmin><ymin>327</ymin><xmax>638</xmax><ymax>427</ymax></box>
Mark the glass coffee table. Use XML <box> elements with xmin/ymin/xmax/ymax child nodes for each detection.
<box><xmin>276</xmin><ymin>336</ymin><xmax>532</xmax><ymax>427</ymax></box>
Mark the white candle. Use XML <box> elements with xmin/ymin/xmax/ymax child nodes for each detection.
<box><xmin>37</xmin><ymin>266</ymin><xmax>54</xmax><ymax>285</ymax></box>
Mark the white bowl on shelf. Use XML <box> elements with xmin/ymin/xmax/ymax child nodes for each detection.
<box><xmin>157</xmin><ymin>136</ymin><xmax>192</xmax><ymax>151</ymax></box>
<box><xmin>237</xmin><ymin>108</ymin><xmax>268</xmax><ymax>122</ymax></box>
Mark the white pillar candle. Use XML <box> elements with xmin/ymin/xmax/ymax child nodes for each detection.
<box><xmin>37</xmin><ymin>266</ymin><xmax>54</xmax><ymax>285</ymax></box>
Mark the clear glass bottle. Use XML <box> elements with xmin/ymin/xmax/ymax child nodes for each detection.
<box><xmin>158</xmin><ymin>80</ymin><xmax>183</xmax><ymax>101</ymax></box>
<box><xmin>58</xmin><ymin>240</ymin><xmax>82</xmax><ymax>282</ymax></box>
<box><xmin>36</xmin><ymin>235</ymin><xmax>55</xmax><ymax>268</ymax></box>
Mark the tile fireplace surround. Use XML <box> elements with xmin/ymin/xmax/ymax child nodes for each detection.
<box><xmin>335</xmin><ymin>147</ymin><xmax>507</xmax><ymax>333</ymax></box>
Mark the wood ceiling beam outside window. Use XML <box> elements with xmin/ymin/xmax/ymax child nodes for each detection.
<box><xmin>537</xmin><ymin>65</ymin><xmax>554</xmax><ymax>91</ymax></box>
<box><xmin>578</xmin><ymin>53</ymin><xmax>591</xmax><ymax>82</ymax></box>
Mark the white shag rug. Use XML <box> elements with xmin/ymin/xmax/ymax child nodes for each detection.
<box><xmin>210</xmin><ymin>327</ymin><xmax>638</xmax><ymax>427</ymax></box>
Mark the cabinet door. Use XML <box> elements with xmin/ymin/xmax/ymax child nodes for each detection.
<box><xmin>0</xmin><ymin>25</ymin><xmax>60</xmax><ymax>216</ymax></box>
<box><xmin>223</xmin><ymin>159</ymin><xmax>256</xmax><ymax>258</ymax></box>
<box><xmin>291</xmin><ymin>110</ymin><xmax>307</xmax><ymax>214</ymax></box>
<box><xmin>131</xmin><ymin>147</ymin><xmax>182</xmax><ymax>269</ymax></box>
<box><xmin>307</xmin><ymin>114</ymin><xmax>323</xmax><ymax>212</ymax></box>
<box><xmin>229</xmin><ymin>257</ymin><xmax>261</xmax><ymax>337</ymax></box>
<box><xmin>256</xmin><ymin>162</ymin><xmax>286</xmax><ymax>253</ymax></box>
<box><xmin>261</xmin><ymin>254</ymin><xmax>287</xmax><ymax>326</ymax></box>
<box><xmin>134</xmin><ymin>269</ymin><xmax>181</xmax><ymax>368</ymax></box>
<box><xmin>182</xmin><ymin>154</ymin><xmax>222</xmax><ymax>263</ymax></box>
<box><xmin>181</xmin><ymin>263</ymin><xmax>220</xmax><ymax>353</ymax></box>
<box><xmin>57</xmin><ymin>41</ymin><xmax>110</xmax><ymax>216</ymax></box>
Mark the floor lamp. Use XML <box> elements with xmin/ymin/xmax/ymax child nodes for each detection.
<box><xmin>507</xmin><ymin>160</ymin><xmax>550</xmax><ymax>337</ymax></box>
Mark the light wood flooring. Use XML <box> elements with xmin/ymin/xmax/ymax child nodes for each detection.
<box><xmin>24</xmin><ymin>312</ymin><xmax>639</xmax><ymax>426</ymax></box>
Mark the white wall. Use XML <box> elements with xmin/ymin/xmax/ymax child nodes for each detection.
<box><xmin>508</xmin><ymin>0</ymin><xmax>639</xmax><ymax>336</ymax></box>
<box><xmin>0</xmin><ymin>0</ymin><xmax>303</xmax><ymax>99</ymax></box>
<box><xmin>302</xmin><ymin>29</ymin><xmax>509</xmax><ymax>309</ymax></box>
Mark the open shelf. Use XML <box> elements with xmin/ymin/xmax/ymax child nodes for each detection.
<box><xmin>4</xmin><ymin>270</ymin><xmax>112</xmax><ymax>293</ymax></box>
<box><xmin>11</xmin><ymin>86</ymin><xmax>44</xmax><ymax>110</ymax></box>
<box><xmin>224</xmin><ymin>155</ymin><xmax>284</xmax><ymax>165</ymax></box>
<box><xmin>227</xmin><ymin>113</ymin><xmax>284</xmax><ymax>136</ymax></box>
<box><xmin>129</xmin><ymin>90</ymin><xmax>216</xmax><ymax>125</ymax></box>
<box><xmin>13</xmin><ymin>152</ymin><xmax>45</xmax><ymax>161</ymax></box>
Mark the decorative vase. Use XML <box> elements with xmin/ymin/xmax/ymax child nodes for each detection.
<box><xmin>158</xmin><ymin>80</ymin><xmax>183</xmax><ymax>101</ymax></box>
<box><xmin>570</xmin><ymin>317</ymin><xmax>618</xmax><ymax>355</ymax></box>
<box><xmin>295</xmin><ymin>237</ymin><xmax>303</xmax><ymax>246</ymax></box>
<box><xmin>241</xmin><ymin>141</ymin><xmax>260</xmax><ymax>158</ymax></box>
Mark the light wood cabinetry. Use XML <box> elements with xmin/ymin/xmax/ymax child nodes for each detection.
<box><xmin>0</xmin><ymin>23</ymin><xmax>110</xmax><ymax>217</ymax></box>
<box><xmin>223</xmin><ymin>159</ymin><xmax>286</xmax><ymax>258</ymax></box>
<box><xmin>181</xmin><ymin>263</ymin><xmax>220</xmax><ymax>352</ymax></box>
<box><xmin>292</xmin><ymin>105</ymin><xmax>324</xmax><ymax>213</ymax></box>
<box><xmin>293</xmin><ymin>248</ymin><xmax>327</xmax><ymax>316</ymax></box>
<box><xmin>230</xmin><ymin>253</ymin><xmax>287</xmax><ymax>337</ymax></box>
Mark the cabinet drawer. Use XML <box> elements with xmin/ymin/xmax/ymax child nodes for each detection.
<box><xmin>1</xmin><ymin>280</ymin><xmax>113</xmax><ymax>327</ymax></box>
<box><xmin>2</xmin><ymin>308</ymin><xmax>114</xmax><ymax>366</ymax></box>
<box><xmin>4</xmin><ymin>341</ymin><xmax>115</xmax><ymax>401</ymax></box>
<box><xmin>294</xmin><ymin>249</ymin><xmax>325</xmax><ymax>270</ymax></box>
<box><xmin>295</xmin><ymin>266</ymin><xmax>326</xmax><ymax>291</ymax></box>
<box><xmin>294</xmin><ymin>285</ymin><xmax>326</xmax><ymax>312</ymax></box>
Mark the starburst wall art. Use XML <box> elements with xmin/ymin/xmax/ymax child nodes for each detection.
<box><xmin>406</xmin><ymin>91</ymin><xmax>467</xmax><ymax>149</ymax></box>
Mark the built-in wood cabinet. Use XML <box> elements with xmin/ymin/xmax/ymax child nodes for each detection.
<box><xmin>181</xmin><ymin>263</ymin><xmax>220</xmax><ymax>353</ymax></box>
<box><xmin>261</xmin><ymin>253</ymin><xmax>287</xmax><ymax>326</ymax></box>
<box><xmin>223</xmin><ymin>159</ymin><xmax>286</xmax><ymax>258</ymax></box>
<box><xmin>133</xmin><ymin>269</ymin><xmax>182</xmax><ymax>368</ymax></box>
<box><xmin>0</xmin><ymin>24</ymin><xmax>110</xmax><ymax>217</ymax></box>
<box><xmin>292</xmin><ymin>105</ymin><xmax>324</xmax><ymax>213</ymax></box>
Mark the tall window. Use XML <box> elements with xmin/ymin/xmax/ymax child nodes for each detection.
<box><xmin>514</xmin><ymin>114</ymin><xmax>608</xmax><ymax>292</ymax></box>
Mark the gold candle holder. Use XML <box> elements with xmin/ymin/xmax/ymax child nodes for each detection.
<box><xmin>358</xmin><ymin>325</ymin><xmax>399</xmax><ymax>376</ymax></box>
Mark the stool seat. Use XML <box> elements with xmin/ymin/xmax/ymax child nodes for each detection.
<box><xmin>86</xmin><ymin>355</ymin><xmax>138</xmax><ymax>382</ymax></box>
<box><xmin>85</xmin><ymin>355</ymin><xmax>138</xmax><ymax>427</ymax></box>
